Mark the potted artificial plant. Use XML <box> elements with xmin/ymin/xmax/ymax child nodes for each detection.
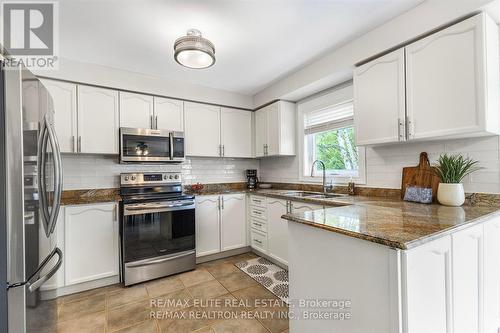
<box><xmin>435</xmin><ymin>154</ymin><xmax>482</xmax><ymax>206</ymax></box>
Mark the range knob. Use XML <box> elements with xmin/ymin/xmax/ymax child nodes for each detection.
<box><xmin>124</xmin><ymin>176</ymin><xmax>129</xmax><ymax>181</ymax></box>
<box><xmin>169</xmin><ymin>175</ymin><xmax>174</xmax><ymax>179</ymax></box>
<box><xmin>174</xmin><ymin>174</ymin><xmax>179</xmax><ymax>179</ymax></box>
<box><xmin>163</xmin><ymin>175</ymin><xmax>168</xmax><ymax>180</ymax></box>
<box><xmin>131</xmin><ymin>176</ymin><xmax>136</xmax><ymax>181</ymax></box>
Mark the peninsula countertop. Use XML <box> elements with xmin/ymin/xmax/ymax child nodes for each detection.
<box><xmin>280</xmin><ymin>195</ymin><xmax>500</xmax><ymax>250</ymax></box>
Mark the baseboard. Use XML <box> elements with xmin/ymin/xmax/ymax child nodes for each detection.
<box><xmin>250</xmin><ymin>248</ymin><xmax>288</xmax><ymax>270</ymax></box>
<box><xmin>196</xmin><ymin>246</ymin><xmax>251</xmax><ymax>264</ymax></box>
<box><xmin>40</xmin><ymin>275</ymin><xmax>119</xmax><ymax>300</ymax></box>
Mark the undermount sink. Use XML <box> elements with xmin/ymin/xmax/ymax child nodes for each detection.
<box><xmin>281</xmin><ymin>191</ymin><xmax>348</xmax><ymax>199</ymax></box>
<box><xmin>309</xmin><ymin>193</ymin><xmax>348</xmax><ymax>199</ymax></box>
<box><xmin>281</xmin><ymin>191</ymin><xmax>320</xmax><ymax>197</ymax></box>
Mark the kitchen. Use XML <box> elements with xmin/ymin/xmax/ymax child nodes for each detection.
<box><xmin>2</xmin><ymin>1</ymin><xmax>500</xmax><ymax>333</ymax></box>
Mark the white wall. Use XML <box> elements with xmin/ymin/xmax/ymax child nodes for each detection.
<box><xmin>254</xmin><ymin>0</ymin><xmax>496</xmax><ymax>105</ymax></box>
<box><xmin>260</xmin><ymin>136</ymin><xmax>500</xmax><ymax>194</ymax></box>
<box><xmin>34</xmin><ymin>58</ymin><xmax>254</xmax><ymax>109</ymax></box>
<box><xmin>62</xmin><ymin>155</ymin><xmax>259</xmax><ymax>190</ymax></box>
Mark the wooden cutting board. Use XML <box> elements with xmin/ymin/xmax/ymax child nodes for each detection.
<box><xmin>401</xmin><ymin>152</ymin><xmax>441</xmax><ymax>202</ymax></box>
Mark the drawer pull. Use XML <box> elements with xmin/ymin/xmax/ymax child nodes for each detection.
<box><xmin>253</xmin><ymin>222</ymin><xmax>262</xmax><ymax>227</ymax></box>
<box><xmin>254</xmin><ymin>239</ymin><xmax>262</xmax><ymax>244</ymax></box>
<box><xmin>253</xmin><ymin>199</ymin><xmax>262</xmax><ymax>203</ymax></box>
<box><xmin>253</xmin><ymin>210</ymin><xmax>262</xmax><ymax>215</ymax></box>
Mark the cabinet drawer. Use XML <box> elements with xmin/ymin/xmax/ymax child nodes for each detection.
<box><xmin>250</xmin><ymin>196</ymin><xmax>266</xmax><ymax>209</ymax></box>
<box><xmin>250</xmin><ymin>207</ymin><xmax>267</xmax><ymax>220</ymax></box>
<box><xmin>250</xmin><ymin>217</ymin><xmax>267</xmax><ymax>233</ymax></box>
<box><xmin>250</xmin><ymin>229</ymin><xmax>268</xmax><ymax>253</ymax></box>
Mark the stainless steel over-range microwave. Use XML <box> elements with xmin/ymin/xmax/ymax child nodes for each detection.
<box><xmin>119</xmin><ymin>127</ymin><xmax>185</xmax><ymax>163</ymax></box>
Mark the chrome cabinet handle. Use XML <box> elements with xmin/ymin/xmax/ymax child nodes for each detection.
<box><xmin>221</xmin><ymin>196</ymin><xmax>224</xmax><ymax>209</ymax></box>
<box><xmin>150</xmin><ymin>115</ymin><xmax>153</xmax><ymax>129</ymax></box>
<box><xmin>71</xmin><ymin>135</ymin><xmax>76</xmax><ymax>153</ymax></box>
<box><xmin>222</xmin><ymin>145</ymin><xmax>225</xmax><ymax>157</ymax></box>
<box><xmin>77</xmin><ymin>136</ymin><xmax>82</xmax><ymax>153</ymax></box>
<box><xmin>155</xmin><ymin>115</ymin><xmax>158</xmax><ymax>129</ymax></box>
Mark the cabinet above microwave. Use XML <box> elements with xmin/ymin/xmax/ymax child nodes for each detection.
<box><xmin>354</xmin><ymin>13</ymin><xmax>500</xmax><ymax>146</ymax></box>
<box><xmin>119</xmin><ymin>127</ymin><xmax>185</xmax><ymax>163</ymax></box>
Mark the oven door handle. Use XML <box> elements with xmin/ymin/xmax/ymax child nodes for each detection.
<box><xmin>123</xmin><ymin>203</ymin><xmax>195</xmax><ymax>215</ymax></box>
<box><xmin>125</xmin><ymin>250</ymin><xmax>195</xmax><ymax>268</ymax></box>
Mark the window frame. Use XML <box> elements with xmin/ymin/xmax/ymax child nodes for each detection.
<box><xmin>298</xmin><ymin>84</ymin><xmax>366</xmax><ymax>185</ymax></box>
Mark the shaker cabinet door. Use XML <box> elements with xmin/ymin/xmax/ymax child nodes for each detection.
<box><xmin>77</xmin><ymin>86</ymin><xmax>119</xmax><ymax>154</ymax></box>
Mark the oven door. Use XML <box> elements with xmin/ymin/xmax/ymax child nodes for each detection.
<box><xmin>120</xmin><ymin>128</ymin><xmax>171</xmax><ymax>163</ymax></box>
<box><xmin>121</xmin><ymin>199</ymin><xmax>195</xmax><ymax>284</ymax></box>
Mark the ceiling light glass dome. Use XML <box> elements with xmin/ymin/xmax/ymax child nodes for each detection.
<box><xmin>174</xmin><ymin>29</ymin><xmax>215</xmax><ymax>69</ymax></box>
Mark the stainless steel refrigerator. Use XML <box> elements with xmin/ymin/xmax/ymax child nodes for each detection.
<box><xmin>0</xmin><ymin>59</ymin><xmax>63</xmax><ymax>332</ymax></box>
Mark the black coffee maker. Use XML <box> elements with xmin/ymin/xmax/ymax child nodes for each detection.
<box><xmin>246</xmin><ymin>169</ymin><xmax>258</xmax><ymax>189</ymax></box>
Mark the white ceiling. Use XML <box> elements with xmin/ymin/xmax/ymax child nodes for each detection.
<box><xmin>59</xmin><ymin>0</ymin><xmax>423</xmax><ymax>95</ymax></box>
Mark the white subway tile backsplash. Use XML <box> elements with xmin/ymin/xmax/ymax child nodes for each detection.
<box><xmin>62</xmin><ymin>155</ymin><xmax>259</xmax><ymax>190</ymax></box>
<box><xmin>260</xmin><ymin>136</ymin><xmax>500</xmax><ymax>194</ymax></box>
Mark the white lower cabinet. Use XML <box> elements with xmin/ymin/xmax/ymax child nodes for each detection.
<box><xmin>484</xmin><ymin>217</ymin><xmax>500</xmax><ymax>332</ymax></box>
<box><xmin>221</xmin><ymin>194</ymin><xmax>247</xmax><ymax>251</ymax></box>
<box><xmin>195</xmin><ymin>195</ymin><xmax>220</xmax><ymax>257</ymax></box>
<box><xmin>404</xmin><ymin>236</ymin><xmax>452</xmax><ymax>333</ymax></box>
<box><xmin>195</xmin><ymin>194</ymin><xmax>247</xmax><ymax>257</ymax></box>
<box><xmin>64</xmin><ymin>203</ymin><xmax>119</xmax><ymax>286</ymax></box>
<box><xmin>267</xmin><ymin>199</ymin><xmax>288</xmax><ymax>265</ymax></box>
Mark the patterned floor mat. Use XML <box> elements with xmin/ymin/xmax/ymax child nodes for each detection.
<box><xmin>235</xmin><ymin>256</ymin><xmax>289</xmax><ymax>304</ymax></box>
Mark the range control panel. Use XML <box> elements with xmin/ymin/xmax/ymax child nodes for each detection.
<box><xmin>120</xmin><ymin>172</ymin><xmax>181</xmax><ymax>186</ymax></box>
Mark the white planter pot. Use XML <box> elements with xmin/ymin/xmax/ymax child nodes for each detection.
<box><xmin>437</xmin><ymin>183</ymin><xmax>465</xmax><ymax>206</ymax></box>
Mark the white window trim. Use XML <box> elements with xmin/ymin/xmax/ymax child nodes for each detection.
<box><xmin>297</xmin><ymin>84</ymin><xmax>366</xmax><ymax>185</ymax></box>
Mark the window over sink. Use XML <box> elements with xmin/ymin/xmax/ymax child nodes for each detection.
<box><xmin>299</xmin><ymin>84</ymin><xmax>366</xmax><ymax>184</ymax></box>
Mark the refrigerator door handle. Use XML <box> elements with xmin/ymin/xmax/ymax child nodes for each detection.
<box><xmin>46</xmin><ymin>119</ymin><xmax>62</xmax><ymax>235</ymax></box>
<box><xmin>37</xmin><ymin>119</ymin><xmax>50</xmax><ymax>236</ymax></box>
<box><xmin>7</xmin><ymin>247</ymin><xmax>63</xmax><ymax>291</ymax></box>
<box><xmin>27</xmin><ymin>247</ymin><xmax>62</xmax><ymax>292</ymax></box>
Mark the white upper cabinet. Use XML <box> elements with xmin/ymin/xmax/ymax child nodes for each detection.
<box><xmin>254</xmin><ymin>101</ymin><xmax>296</xmax><ymax>157</ymax></box>
<box><xmin>77</xmin><ymin>86</ymin><xmax>120</xmax><ymax>154</ymax></box>
<box><xmin>255</xmin><ymin>108</ymin><xmax>267</xmax><ymax>157</ymax></box>
<box><xmin>220</xmin><ymin>194</ymin><xmax>247</xmax><ymax>251</ymax></box>
<box><xmin>220</xmin><ymin>108</ymin><xmax>252</xmax><ymax>158</ymax></box>
<box><xmin>41</xmin><ymin>79</ymin><xmax>78</xmax><ymax>153</ymax></box>
<box><xmin>119</xmin><ymin>92</ymin><xmax>154</xmax><ymax>129</ymax></box>
<box><xmin>354</xmin><ymin>49</ymin><xmax>406</xmax><ymax>145</ymax></box>
<box><xmin>154</xmin><ymin>97</ymin><xmax>184</xmax><ymax>131</ymax></box>
<box><xmin>406</xmin><ymin>13</ymin><xmax>499</xmax><ymax>140</ymax></box>
<box><xmin>354</xmin><ymin>13</ymin><xmax>500</xmax><ymax>145</ymax></box>
<box><xmin>184</xmin><ymin>102</ymin><xmax>221</xmax><ymax>157</ymax></box>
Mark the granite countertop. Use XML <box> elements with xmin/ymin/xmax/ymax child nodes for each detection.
<box><xmin>280</xmin><ymin>195</ymin><xmax>500</xmax><ymax>250</ymax></box>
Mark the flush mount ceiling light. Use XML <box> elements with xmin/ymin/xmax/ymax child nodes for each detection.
<box><xmin>174</xmin><ymin>29</ymin><xmax>215</xmax><ymax>69</ymax></box>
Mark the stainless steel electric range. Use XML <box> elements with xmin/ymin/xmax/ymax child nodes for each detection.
<box><xmin>119</xmin><ymin>172</ymin><xmax>195</xmax><ymax>286</ymax></box>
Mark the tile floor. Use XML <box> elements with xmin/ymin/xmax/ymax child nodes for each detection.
<box><xmin>49</xmin><ymin>252</ymin><xmax>289</xmax><ymax>333</ymax></box>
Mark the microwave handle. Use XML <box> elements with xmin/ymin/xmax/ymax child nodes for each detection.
<box><xmin>169</xmin><ymin>132</ymin><xmax>174</xmax><ymax>160</ymax></box>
